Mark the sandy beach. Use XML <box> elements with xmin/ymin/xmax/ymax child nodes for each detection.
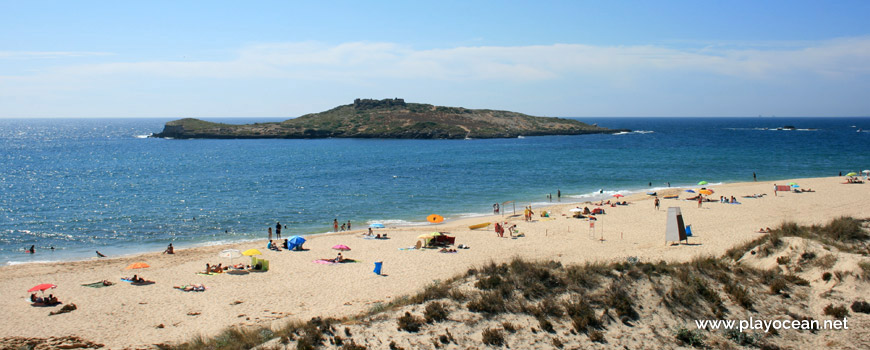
<box><xmin>1</xmin><ymin>176</ymin><xmax>868</xmax><ymax>349</ymax></box>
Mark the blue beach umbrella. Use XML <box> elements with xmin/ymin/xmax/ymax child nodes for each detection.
<box><xmin>685</xmin><ymin>189</ymin><xmax>695</xmax><ymax>193</ymax></box>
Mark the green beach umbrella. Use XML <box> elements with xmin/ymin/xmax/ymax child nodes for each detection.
<box><xmin>698</xmin><ymin>181</ymin><xmax>708</xmax><ymax>185</ymax></box>
<box><xmin>788</xmin><ymin>182</ymin><xmax>797</xmax><ymax>186</ymax></box>
<box><xmin>845</xmin><ymin>172</ymin><xmax>857</xmax><ymax>177</ymax></box>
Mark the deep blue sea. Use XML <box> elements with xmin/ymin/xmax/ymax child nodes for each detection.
<box><xmin>2</xmin><ymin>117</ymin><xmax>868</xmax><ymax>265</ymax></box>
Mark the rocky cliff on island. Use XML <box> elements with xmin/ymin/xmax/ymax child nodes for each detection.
<box><xmin>151</xmin><ymin>98</ymin><xmax>626</xmax><ymax>139</ymax></box>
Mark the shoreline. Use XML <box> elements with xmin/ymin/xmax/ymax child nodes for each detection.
<box><xmin>1</xmin><ymin>175</ymin><xmax>868</xmax><ymax>349</ymax></box>
<box><xmin>1</xmin><ymin>178</ymin><xmax>735</xmax><ymax>267</ymax></box>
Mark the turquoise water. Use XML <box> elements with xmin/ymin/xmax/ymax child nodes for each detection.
<box><xmin>2</xmin><ymin>117</ymin><xmax>868</xmax><ymax>265</ymax></box>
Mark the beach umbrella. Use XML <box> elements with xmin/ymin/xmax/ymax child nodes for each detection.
<box><xmin>219</xmin><ymin>249</ymin><xmax>242</xmax><ymax>267</ymax></box>
<box><xmin>28</xmin><ymin>283</ymin><xmax>56</xmax><ymax>294</ymax></box>
<box><xmin>569</xmin><ymin>208</ymin><xmax>584</xmax><ymax>212</ymax></box>
<box><xmin>863</xmin><ymin>170</ymin><xmax>870</xmax><ymax>174</ymax></box>
<box><xmin>332</xmin><ymin>244</ymin><xmax>351</xmax><ymax>251</ymax></box>
<box><xmin>685</xmin><ymin>189</ymin><xmax>695</xmax><ymax>193</ymax></box>
<box><xmin>427</xmin><ymin>214</ymin><xmax>444</xmax><ymax>224</ymax></box>
<box><xmin>612</xmin><ymin>194</ymin><xmax>624</xmax><ymax>198</ymax></box>
<box><xmin>288</xmin><ymin>236</ymin><xmax>306</xmax><ymax>248</ymax></box>
<box><xmin>242</xmin><ymin>249</ymin><xmax>262</xmax><ymax>256</ymax></box>
<box><xmin>788</xmin><ymin>182</ymin><xmax>797</xmax><ymax>186</ymax></box>
<box><xmin>698</xmin><ymin>181</ymin><xmax>708</xmax><ymax>185</ymax></box>
<box><xmin>699</xmin><ymin>189</ymin><xmax>713</xmax><ymax>195</ymax></box>
<box><xmin>125</xmin><ymin>262</ymin><xmax>150</xmax><ymax>270</ymax></box>
<box><xmin>417</xmin><ymin>232</ymin><xmax>441</xmax><ymax>239</ymax></box>
<box><xmin>846</xmin><ymin>172</ymin><xmax>857</xmax><ymax>177</ymax></box>
<box><xmin>369</xmin><ymin>223</ymin><xmax>385</xmax><ymax>229</ymax></box>
<box><xmin>219</xmin><ymin>249</ymin><xmax>241</xmax><ymax>259</ymax></box>
<box><xmin>791</xmin><ymin>184</ymin><xmax>800</xmax><ymax>188</ymax></box>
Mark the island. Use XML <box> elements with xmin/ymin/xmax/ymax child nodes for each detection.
<box><xmin>151</xmin><ymin>98</ymin><xmax>627</xmax><ymax>139</ymax></box>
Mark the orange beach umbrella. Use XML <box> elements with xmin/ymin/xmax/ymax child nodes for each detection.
<box><xmin>125</xmin><ymin>262</ymin><xmax>150</xmax><ymax>270</ymax></box>
<box><xmin>427</xmin><ymin>214</ymin><xmax>444</xmax><ymax>223</ymax></box>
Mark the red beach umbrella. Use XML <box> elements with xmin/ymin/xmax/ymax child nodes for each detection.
<box><xmin>612</xmin><ymin>194</ymin><xmax>624</xmax><ymax>198</ymax></box>
<box><xmin>28</xmin><ymin>283</ymin><xmax>56</xmax><ymax>293</ymax></box>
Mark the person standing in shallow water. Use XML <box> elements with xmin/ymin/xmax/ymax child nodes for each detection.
<box><xmin>333</xmin><ymin>219</ymin><xmax>338</xmax><ymax>232</ymax></box>
<box><xmin>268</xmin><ymin>227</ymin><xmax>272</xmax><ymax>241</ymax></box>
<box><xmin>275</xmin><ymin>222</ymin><xmax>281</xmax><ymax>239</ymax></box>
<box><xmin>347</xmin><ymin>220</ymin><xmax>351</xmax><ymax>231</ymax></box>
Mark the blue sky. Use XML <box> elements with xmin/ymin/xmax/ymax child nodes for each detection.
<box><xmin>2</xmin><ymin>1</ymin><xmax>869</xmax><ymax>117</ymax></box>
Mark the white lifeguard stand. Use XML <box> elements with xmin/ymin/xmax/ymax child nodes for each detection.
<box><xmin>666</xmin><ymin>207</ymin><xmax>688</xmax><ymax>245</ymax></box>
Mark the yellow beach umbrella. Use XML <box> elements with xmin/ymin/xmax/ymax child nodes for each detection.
<box><xmin>427</xmin><ymin>214</ymin><xmax>444</xmax><ymax>223</ymax></box>
<box><xmin>242</xmin><ymin>249</ymin><xmax>262</xmax><ymax>256</ymax></box>
<box><xmin>699</xmin><ymin>189</ymin><xmax>713</xmax><ymax>195</ymax></box>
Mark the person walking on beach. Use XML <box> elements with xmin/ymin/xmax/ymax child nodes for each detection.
<box><xmin>268</xmin><ymin>227</ymin><xmax>272</xmax><ymax>241</ymax></box>
<box><xmin>697</xmin><ymin>196</ymin><xmax>703</xmax><ymax>208</ymax></box>
<box><xmin>275</xmin><ymin>222</ymin><xmax>281</xmax><ymax>239</ymax></box>
<box><xmin>654</xmin><ymin>197</ymin><xmax>660</xmax><ymax>210</ymax></box>
<box><xmin>347</xmin><ymin>220</ymin><xmax>351</xmax><ymax>231</ymax></box>
<box><xmin>753</xmin><ymin>172</ymin><xmax>757</xmax><ymax>181</ymax></box>
<box><xmin>493</xmin><ymin>203</ymin><xmax>499</xmax><ymax>214</ymax></box>
<box><xmin>340</xmin><ymin>223</ymin><xmax>346</xmax><ymax>231</ymax></box>
<box><xmin>333</xmin><ymin>219</ymin><xmax>339</xmax><ymax>232</ymax></box>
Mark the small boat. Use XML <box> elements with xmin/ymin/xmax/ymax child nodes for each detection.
<box><xmin>468</xmin><ymin>222</ymin><xmax>491</xmax><ymax>230</ymax></box>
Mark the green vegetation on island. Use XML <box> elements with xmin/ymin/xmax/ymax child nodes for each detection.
<box><xmin>152</xmin><ymin>98</ymin><xmax>625</xmax><ymax>139</ymax></box>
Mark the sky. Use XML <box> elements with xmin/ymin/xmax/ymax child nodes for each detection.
<box><xmin>2</xmin><ymin>1</ymin><xmax>869</xmax><ymax>118</ymax></box>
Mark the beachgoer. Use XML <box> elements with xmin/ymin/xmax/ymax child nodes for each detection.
<box><xmin>340</xmin><ymin>223</ymin><xmax>346</xmax><ymax>231</ymax></box>
<box><xmin>333</xmin><ymin>219</ymin><xmax>338</xmax><ymax>232</ymax></box>
<box><xmin>276</xmin><ymin>222</ymin><xmax>281</xmax><ymax>239</ymax></box>
<box><xmin>753</xmin><ymin>172</ymin><xmax>757</xmax><ymax>181</ymax></box>
<box><xmin>731</xmin><ymin>196</ymin><xmax>736</xmax><ymax>203</ymax></box>
<box><xmin>27</xmin><ymin>245</ymin><xmax>35</xmax><ymax>254</ymax></box>
<box><xmin>493</xmin><ymin>203</ymin><xmax>499</xmax><ymax>214</ymax></box>
<box><xmin>283</xmin><ymin>238</ymin><xmax>289</xmax><ymax>249</ymax></box>
<box><xmin>667</xmin><ymin>182</ymin><xmax>670</xmax><ymax>187</ymax></box>
<box><xmin>654</xmin><ymin>198</ymin><xmax>660</xmax><ymax>210</ymax></box>
<box><xmin>163</xmin><ymin>243</ymin><xmax>174</xmax><ymax>254</ymax></box>
<box><xmin>335</xmin><ymin>252</ymin><xmax>343</xmax><ymax>263</ymax></box>
<box><xmin>205</xmin><ymin>263</ymin><xmax>210</xmax><ymax>273</ymax></box>
<box><xmin>557</xmin><ymin>189</ymin><xmax>561</xmax><ymax>200</ymax></box>
<box><xmin>649</xmin><ymin>182</ymin><xmax>652</xmax><ymax>187</ymax></box>
<box><xmin>697</xmin><ymin>196</ymin><xmax>702</xmax><ymax>208</ymax></box>
<box><xmin>774</xmin><ymin>184</ymin><xmax>778</xmax><ymax>196</ymax></box>
<box><xmin>368</xmin><ymin>227</ymin><xmax>373</xmax><ymax>236</ymax></box>
<box><xmin>268</xmin><ymin>227</ymin><xmax>272</xmax><ymax>241</ymax></box>
<box><xmin>347</xmin><ymin>220</ymin><xmax>351</xmax><ymax>230</ymax></box>
<box><xmin>96</xmin><ymin>250</ymin><xmax>106</xmax><ymax>258</ymax></box>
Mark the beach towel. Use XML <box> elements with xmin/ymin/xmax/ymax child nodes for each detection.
<box><xmin>81</xmin><ymin>281</ymin><xmax>113</xmax><ymax>288</ymax></box>
<box><xmin>121</xmin><ymin>278</ymin><xmax>154</xmax><ymax>285</ymax></box>
<box><xmin>314</xmin><ymin>259</ymin><xmax>336</xmax><ymax>265</ymax></box>
<box><xmin>196</xmin><ymin>272</ymin><xmax>218</xmax><ymax>276</ymax></box>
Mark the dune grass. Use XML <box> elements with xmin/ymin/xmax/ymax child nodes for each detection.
<box><xmin>164</xmin><ymin>217</ymin><xmax>867</xmax><ymax>350</ymax></box>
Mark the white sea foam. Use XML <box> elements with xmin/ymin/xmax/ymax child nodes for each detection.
<box><xmin>134</xmin><ymin>134</ymin><xmax>152</xmax><ymax>139</ymax></box>
<box><xmin>613</xmin><ymin>130</ymin><xmax>654</xmax><ymax>135</ymax></box>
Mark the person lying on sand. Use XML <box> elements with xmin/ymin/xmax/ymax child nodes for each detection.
<box><xmin>174</xmin><ymin>284</ymin><xmax>205</xmax><ymax>292</ymax></box>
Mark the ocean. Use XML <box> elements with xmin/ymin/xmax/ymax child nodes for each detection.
<box><xmin>2</xmin><ymin>117</ymin><xmax>868</xmax><ymax>265</ymax></box>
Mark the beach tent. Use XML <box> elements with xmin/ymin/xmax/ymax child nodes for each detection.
<box><xmin>288</xmin><ymin>236</ymin><xmax>306</xmax><ymax>250</ymax></box>
<box><xmin>665</xmin><ymin>207</ymin><xmax>688</xmax><ymax>245</ymax></box>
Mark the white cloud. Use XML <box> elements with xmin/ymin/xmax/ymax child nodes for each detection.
<box><xmin>0</xmin><ymin>51</ymin><xmax>114</xmax><ymax>59</ymax></box>
<box><xmin>2</xmin><ymin>37</ymin><xmax>869</xmax><ymax>117</ymax></box>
